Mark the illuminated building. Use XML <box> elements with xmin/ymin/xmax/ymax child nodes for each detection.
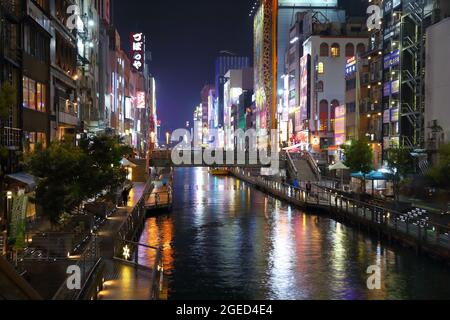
<box><xmin>425</xmin><ymin>17</ymin><xmax>450</xmax><ymax>165</ymax></box>
<box><xmin>223</xmin><ymin>68</ymin><xmax>254</xmax><ymax>149</ymax></box>
<box><xmin>215</xmin><ymin>54</ymin><xmax>250</xmax><ymax>129</ymax></box>
<box><xmin>252</xmin><ymin>0</ymin><xmax>340</xmax><ymax>149</ymax></box>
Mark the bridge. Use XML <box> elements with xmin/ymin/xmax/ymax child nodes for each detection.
<box><xmin>149</xmin><ymin>149</ymin><xmax>282</xmax><ymax>168</ymax></box>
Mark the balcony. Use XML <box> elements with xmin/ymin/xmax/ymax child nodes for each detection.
<box><xmin>1</xmin><ymin>127</ymin><xmax>21</xmax><ymax>150</ymax></box>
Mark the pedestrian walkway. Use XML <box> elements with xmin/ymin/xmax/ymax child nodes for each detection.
<box><xmin>95</xmin><ymin>182</ymin><xmax>159</xmax><ymax>300</ymax></box>
<box><xmin>231</xmin><ymin>169</ymin><xmax>450</xmax><ymax>261</ymax></box>
<box><xmin>98</xmin><ymin>260</ymin><xmax>155</xmax><ymax>300</ymax></box>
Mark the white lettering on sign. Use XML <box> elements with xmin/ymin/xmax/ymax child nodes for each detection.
<box><xmin>131</xmin><ymin>32</ymin><xmax>145</xmax><ymax>71</ymax></box>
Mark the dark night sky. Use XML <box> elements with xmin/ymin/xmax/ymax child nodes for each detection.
<box><xmin>114</xmin><ymin>0</ymin><xmax>364</xmax><ymax>133</ymax></box>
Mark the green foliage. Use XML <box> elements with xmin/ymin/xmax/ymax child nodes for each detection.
<box><xmin>0</xmin><ymin>82</ymin><xmax>16</xmax><ymax>121</ymax></box>
<box><xmin>385</xmin><ymin>147</ymin><xmax>414</xmax><ymax>201</ymax></box>
<box><xmin>427</xmin><ymin>143</ymin><xmax>450</xmax><ymax>189</ymax></box>
<box><xmin>27</xmin><ymin>135</ymin><xmax>133</xmax><ymax>225</ymax></box>
<box><xmin>78</xmin><ymin>134</ymin><xmax>133</xmax><ymax>198</ymax></box>
<box><xmin>27</xmin><ymin>142</ymin><xmax>88</xmax><ymax>224</ymax></box>
<box><xmin>342</xmin><ymin>138</ymin><xmax>374</xmax><ymax>174</ymax></box>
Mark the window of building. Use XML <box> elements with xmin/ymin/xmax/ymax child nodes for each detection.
<box><xmin>24</xmin><ymin>131</ymin><xmax>47</xmax><ymax>153</ymax></box>
<box><xmin>331</xmin><ymin>44</ymin><xmax>340</xmax><ymax>57</ymax></box>
<box><xmin>23</xmin><ymin>76</ymin><xmax>47</xmax><ymax>112</ymax></box>
<box><xmin>23</xmin><ymin>24</ymin><xmax>49</xmax><ymax>63</ymax></box>
<box><xmin>319</xmin><ymin>100</ymin><xmax>329</xmax><ymax>132</ymax></box>
<box><xmin>357</xmin><ymin>43</ymin><xmax>366</xmax><ymax>56</ymax></box>
<box><xmin>317</xmin><ymin>62</ymin><xmax>324</xmax><ymax>74</ymax></box>
<box><xmin>320</xmin><ymin>43</ymin><xmax>329</xmax><ymax>57</ymax></box>
<box><xmin>345</xmin><ymin>43</ymin><xmax>355</xmax><ymax>58</ymax></box>
<box><xmin>330</xmin><ymin>100</ymin><xmax>340</xmax><ymax>131</ymax></box>
<box><xmin>317</xmin><ymin>81</ymin><xmax>324</xmax><ymax>92</ymax></box>
<box><xmin>346</xmin><ymin>78</ymin><xmax>356</xmax><ymax>91</ymax></box>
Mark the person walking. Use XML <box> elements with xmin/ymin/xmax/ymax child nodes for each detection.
<box><xmin>122</xmin><ymin>187</ymin><xmax>130</xmax><ymax>207</ymax></box>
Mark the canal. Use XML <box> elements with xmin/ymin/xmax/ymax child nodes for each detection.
<box><xmin>139</xmin><ymin>168</ymin><xmax>450</xmax><ymax>300</ymax></box>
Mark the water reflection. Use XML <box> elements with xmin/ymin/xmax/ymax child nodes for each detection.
<box><xmin>139</xmin><ymin>168</ymin><xmax>450</xmax><ymax>300</ymax></box>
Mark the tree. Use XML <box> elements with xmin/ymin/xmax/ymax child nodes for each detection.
<box><xmin>27</xmin><ymin>142</ymin><xmax>89</xmax><ymax>226</ymax></box>
<box><xmin>427</xmin><ymin>143</ymin><xmax>450</xmax><ymax>190</ymax></box>
<box><xmin>27</xmin><ymin>134</ymin><xmax>133</xmax><ymax>226</ymax></box>
<box><xmin>385</xmin><ymin>147</ymin><xmax>414</xmax><ymax>201</ymax></box>
<box><xmin>342</xmin><ymin>138</ymin><xmax>374</xmax><ymax>194</ymax></box>
<box><xmin>78</xmin><ymin>134</ymin><xmax>133</xmax><ymax>200</ymax></box>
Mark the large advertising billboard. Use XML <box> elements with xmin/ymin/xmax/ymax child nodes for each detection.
<box><xmin>334</xmin><ymin>105</ymin><xmax>346</xmax><ymax>146</ymax></box>
<box><xmin>299</xmin><ymin>54</ymin><xmax>311</xmax><ymax>122</ymax></box>
<box><xmin>278</xmin><ymin>0</ymin><xmax>337</xmax><ymax>6</ymax></box>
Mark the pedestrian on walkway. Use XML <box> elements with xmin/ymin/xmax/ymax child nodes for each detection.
<box><xmin>122</xmin><ymin>188</ymin><xmax>130</xmax><ymax>207</ymax></box>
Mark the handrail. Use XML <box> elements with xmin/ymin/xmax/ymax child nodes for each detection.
<box><xmin>231</xmin><ymin>169</ymin><xmax>450</xmax><ymax>252</ymax></box>
<box><xmin>286</xmin><ymin>151</ymin><xmax>298</xmax><ymax>177</ymax></box>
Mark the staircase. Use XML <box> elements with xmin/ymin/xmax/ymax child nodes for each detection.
<box><xmin>286</xmin><ymin>152</ymin><xmax>321</xmax><ymax>183</ymax></box>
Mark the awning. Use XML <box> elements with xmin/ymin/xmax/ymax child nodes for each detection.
<box><xmin>5</xmin><ymin>172</ymin><xmax>37</xmax><ymax>192</ymax></box>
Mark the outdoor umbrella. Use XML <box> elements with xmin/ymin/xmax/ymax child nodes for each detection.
<box><xmin>328</xmin><ymin>161</ymin><xmax>349</xmax><ymax>190</ymax></box>
<box><xmin>121</xmin><ymin>158</ymin><xmax>137</xmax><ymax>168</ymax></box>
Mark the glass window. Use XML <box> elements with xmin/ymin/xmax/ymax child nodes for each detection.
<box><xmin>345</xmin><ymin>43</ymin><xmax>355</xmax><ymax>58</ymax></box>
<box><xmin>23</xmin><ymin>77</ymin><xmax>29</xmax><ymax>108</ymax></box>
<box><xmin>331</xmin><ymin>44</ymin><xmax>340</xmax><ymax>58</ymax></box>
<box><xmin>320</xmin><ymin>43</ymin><xmax>329</xmax><ymax>57</ymax></box>
<box><xmin>22</xmin><ymin>76</ymin><xmax>46</xmax><ymax>112</ymax></box>
<box><xmin>29</xmin><ymin>79</ymin><xmax>36</xmax><ymax>110</ymax></box>
<box><xmin>317</xmin><ymin>62</ymin><xmax>324</xmax><ymax>74</ymax></box>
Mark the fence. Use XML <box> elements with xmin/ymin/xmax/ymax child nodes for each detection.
<box><xmin>232</xmin><ymin>169</ymin><xmax>450</xmax><ymax>255</ymax></box>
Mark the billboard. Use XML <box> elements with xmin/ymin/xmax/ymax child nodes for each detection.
<box><xmin>345</xmin><ymin>56</ymin><xmax>357</xmax><ymax>76</ymax></box>
<box><xmin>278</xmin><ymin>0</ymin><xmax>337</xmax><ymax>6</ymax></box>
<box><xmin>299</xmin><ymin>54</ymin><xmax>311</xmax><ymax>122</ymax></box>
<box><xmin>136</xmin><ymin>91</ymin><xmax>146</xmax><ymax>109</ymax></box>
<box><xmin>131</xmin><ymin>32</ymin><xmax>145</xmax><ymax>71</ymax></box>
<box><xmin>334</xmin><ymin>106</ymin><xmax>346</xmax><ymax>146</ymax></box>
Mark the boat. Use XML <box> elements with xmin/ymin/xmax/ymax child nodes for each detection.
<box><xmin>210</xmin><ymin>168</ymin><xmax>229</xmax><ymax>176</ymax></box>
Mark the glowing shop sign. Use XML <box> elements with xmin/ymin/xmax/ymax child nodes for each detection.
<box><xmin>131</xmin><ymin>32</ymin><xmax>145</xmax><ymax>71</ymax></box>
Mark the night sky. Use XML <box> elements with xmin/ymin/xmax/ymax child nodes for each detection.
<box><xmin>114</xmin><ymin>0</ymin><xmax>365</xmax><ymax>134</ymax></box>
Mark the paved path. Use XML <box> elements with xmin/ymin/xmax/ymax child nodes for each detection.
<box><xmin>95</xmin><ymin>182</ymin><xmax>157</xmax><ymax>300</ymax></box>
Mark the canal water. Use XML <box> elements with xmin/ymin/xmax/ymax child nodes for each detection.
<box><xmin>139</xmin><ymin>168</ymin><xmax>450</xmax><ymax>300</ymax></box>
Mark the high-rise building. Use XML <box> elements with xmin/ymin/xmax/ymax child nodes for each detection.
<box><xmin>253</xmin><ymin>0</ymin><xmax>342</xmax><ymax>148</ymax></box>
<box><xmin>425</xmin><ymin>17</ymin><xmax>450</xmax><ymax>165</ymax></box>
<box><xmin>0</xmin><ymin>0</ymin><xmax>22</xmax><ymax>174</ymax></box>
<box><xmin>215</xmin><ymin>54</ymin><xmax>250</xmax><ymax>128</ymax></box>
<box><xmin>50</xmin><ymin>0</ymin><xmax>79</xmax><ymax>144</ymax></box>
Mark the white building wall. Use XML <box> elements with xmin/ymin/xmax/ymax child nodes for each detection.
<box><xmin>303</xmin><ymin>36</ymin><xmax>368</xmax><ymax>131</ymax></box>
<box><xmin>425</xmin><ymin>17</ymin><xmax>450</xmax><ymax>147</ymax></box>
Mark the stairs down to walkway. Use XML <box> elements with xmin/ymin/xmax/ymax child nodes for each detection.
<box><xmin>293</xmin><ymin>159</ymin><xmax>319</xmax><ymax>182</ymax></box>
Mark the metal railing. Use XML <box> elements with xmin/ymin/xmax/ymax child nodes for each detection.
<box><xmin>1</xmin><ymin>127</ymin><xmax>21</xmax><ymax>149</ymax></box>
<box><xmin>232</xmin><ymin>169</ymin><xmax>450</xmax><ymax>253</ymax></box>
<box><xmin>52</xmin><ymin>239</ymin><xmax>101</xmax><ymax>300</ymax></box>
<box><xmin>113</xmin><ymin>239</ymin><xmax>164</xmax><ymax>300</ymax></box>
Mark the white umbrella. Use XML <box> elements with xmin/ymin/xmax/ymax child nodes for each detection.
<box><xmin>329</xmin><ymin>161</ymin><xmax>349</xmax><ymax>171</ymax></box>
<box><xmin>328</xmin><ymin>161</ymin><xmax>349</xmax><ymax>190</ymax></box>
<box><xmin>121</xmin><ymin>158</ymin><xmax>137</xmax><ymax>168</ymax></box>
